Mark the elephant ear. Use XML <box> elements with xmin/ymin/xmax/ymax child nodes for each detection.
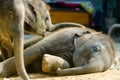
<box><xmin>74</xmin><ymin>30</ymin><xmax>90</xmax><ymax>37</ymax></box>
<box><xmin>74</xmin><ymin>30</ymin><xmax>90</xmax><ymax>45</ymax></box>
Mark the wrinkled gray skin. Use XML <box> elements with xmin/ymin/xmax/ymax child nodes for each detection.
<box><xmin>0</xmin><ymin>0</ymin><xmax>52</xmax><ymax>79</ymax></box>
<box><xmin>0</xmin><ymin>27</ymin><xmax>115</xmax><ymax>77</ymax></box>
<box><xmin>57</xmin><ymin>31</ymin><xmax>115</xmax><ymax>76</ymax></box>
<box><xmin>0</xmin><ymin>0</ymin><xmax>86</xmax><ymax>79</ymax></box>
<box><xmin>24</xmin><ymin>0</ymin><xmax>52</xmax><ymax>35</ymax></box>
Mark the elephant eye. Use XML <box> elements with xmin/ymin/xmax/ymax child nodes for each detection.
<box><xmin>91</xmin><ymin>46</ymin><xmax>101</xmax><ymax>52</ymax></box>
<box><xmin>45</xmin><ymin>16</ymin><xmax>49</xmax><ymax>22</ymax></box>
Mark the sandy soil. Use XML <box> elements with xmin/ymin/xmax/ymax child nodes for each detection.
<box><xmin>1</xmin><ymin>70</ymin><xmax>120</xmax><ymax>80</ymax></box>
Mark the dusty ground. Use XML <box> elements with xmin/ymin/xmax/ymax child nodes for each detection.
<box><xmin>1</xmin><ymin>70</ymin><xmax>120</xmax><ymax>80</ymax></box>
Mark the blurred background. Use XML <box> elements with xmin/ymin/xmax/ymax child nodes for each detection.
<box><xmin>23</xmin><ymin>1</ymin><xmax>120</xmax><ymax>72</ymax></box>
<box><xmin>45</xmin><ymin>0</ymin><xmax>120</xmax><ymax>44</ymax></box>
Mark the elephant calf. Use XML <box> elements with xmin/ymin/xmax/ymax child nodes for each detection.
<box><xmin>0</xmin><ymin>27</ymin><xmax>115</xmax><ymax>77</ymax></box>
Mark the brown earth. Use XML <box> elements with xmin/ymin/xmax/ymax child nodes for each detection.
<box><xmin>1</xmin><ymin>70</ymin><xmax>120</xmax><ymax>80</ymax></box>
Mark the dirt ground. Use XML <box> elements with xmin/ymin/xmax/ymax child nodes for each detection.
<box><xmin>1</xmin><ymin>69</ymin><xmax>120</xmax><ymax>80</ymax></box>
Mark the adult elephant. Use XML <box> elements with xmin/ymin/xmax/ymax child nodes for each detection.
<box><xmin>0</xmin><ymin>0</ymin><xmax>86</xmax><ymax>79</ymax></box>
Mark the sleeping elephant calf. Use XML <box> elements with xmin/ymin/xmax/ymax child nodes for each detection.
<box><xmin>0</xmin><ymin>27</ymin><xmax>115</xmax><ymax>77</ymax></box>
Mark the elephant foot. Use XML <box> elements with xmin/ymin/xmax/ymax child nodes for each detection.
<box><xmin>0</xmin><ymin>62</ymin><xmax>14</xmax><ymax>78</ymax></box>
<box><xmin>0</xmin><ymin>58</ymin><xmax>17</xmax><ymax>78</ymax></box>
<box><xmin>0</xmin><ymin>62</ymin><xmax>5</xmax><ymax>78</ymax></box>
<box><xmin>42</xmin><ymin>54</ymin><xmax>70</xmax><ymax>74</ymax></box>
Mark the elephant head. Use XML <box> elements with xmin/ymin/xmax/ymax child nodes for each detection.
<box><xmin>57</xmin><ymin>32</ymin><xmax>115</xmax><ymax>76</ymax></box>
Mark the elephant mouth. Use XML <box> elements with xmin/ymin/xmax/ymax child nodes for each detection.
<box><xmin>24</xmin><ymin>22</ymin><xmax>45</xmax><ymax>37</ymax></box>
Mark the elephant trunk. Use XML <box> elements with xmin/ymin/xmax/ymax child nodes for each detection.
<box><xmin>49</xmin><ymin>22</ymin><xmax>86</xmax><ymax>32</ymax></box>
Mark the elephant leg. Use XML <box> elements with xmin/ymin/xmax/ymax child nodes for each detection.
<box><xmin>24</xmin><ymin>36</ymin><xmax>43</xmax><ymax>49</ymax></box>
<box><xmin>56</xmin><ymin>59</ymin><xmax>105</xmax><ymax>76</ymax></box>
<box><xmin>12</xmin><ymin>19</ymin><xmax>30</xmax><ymax>79</ymax></box>
<box><xmin>0</xmin><ymin>35</ymin><xmax>14</xmax><ymax>60</ymax></box>
<box><xmin>0</xmin><ymin>45</ymin><xmax>42</xmax><ymax>77</ymax></box>
<box><xmin>42</xmin><ymin>54</ymin><xmax>70</xmax><ymax>74</ymax></box>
